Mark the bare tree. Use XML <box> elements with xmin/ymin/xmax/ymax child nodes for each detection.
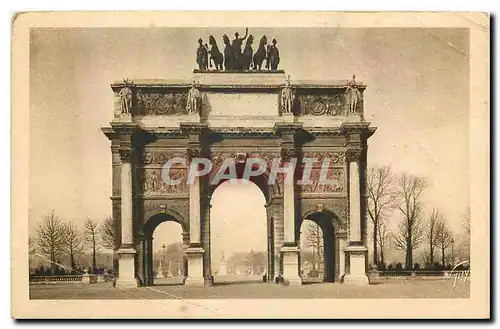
<box><xmin>304</xmin><ymin>221</ymin><xmax>323</xmax><ymax>270</ymax></box>
<box><xmin>435</xmin><ymin>216</ymin><xmax>453</xmax><ymax>267</ymax></box>
<box><xmin>461</xmin><ymin>207</ymin><xmax>471</xmax><ymax>261</ymax></box>
<box><xmin>463</xmin><ymin>206</ymin><xmax>471</xmax><ymax>234</ymax></box>
<box><xmin>100</xmin><ymin>216</ymin><xmax>116</xmax><ymax>249</ymax></box>
<box><xmin>28</xmin><ymin>235</ymin><xmax>36</xmax><ymax>271</ymax></box>
<box><xmin>367</xmin><ymin>165</ymin><xmax>394</xmax><ymax>266</ymax></box>
<box><xmin>376</xmin><ymin>221</ymin><xmax>390</xmax><ymax>266</ymax></box>
<box><xmin>84</xmin><ymin>218</ymin><xmax>100</xmax><ymax>271</ymax></box>
<box><xmin>35</xmin><ymin>211</ymin><xmax>65</xmax><ymax>272</ymax></box>
<box><xmin>426</xmin><ymin>208</ymin><xmax>440</xmax><ymax>266</ymax></box>
<box><xmin>62</xmin><ymin>221</ymin><xmax>84</xmax><ymax>270</ymax></box>
<box><xmin>393</xmin><ymin>174</ymin><xmax>427</xmax><ymax>269</ymax></box>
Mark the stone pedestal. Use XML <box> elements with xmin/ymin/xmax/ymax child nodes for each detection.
<box><xmin>82</xmin><ymin>271</ymin><xmax>91</xmax><ymax>284</ymax></box>
<box><xmin>116</xmin><ymin>248</ymin><xmax>138</xmax><ymax>288</ymax></box>
<box><xmin>281</xmin><ymin>113</ymin><xmax>294</xmax><ymax>123</ymax></box>
<box><xmin>281</xmin><ymin>246</ymin><xmax>302</xmax><ymax>286</ymax></box>
<box><xmin>344</xmin><ymin>245</ymin><xmax>369</xmax><ymax>285</ymax></box>
<box><xmin>185</xmin><ymin>247</ymin><xmax>205</xmax><ymax>286</ymax></box>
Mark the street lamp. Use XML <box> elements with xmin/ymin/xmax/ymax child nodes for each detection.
<box><xmin>162</xmin><ymin>244</ymin><xmax>166</xmax><ymax>277</ymax></box>
<box><xmin>451</xmin><ymin>238</ymin><xmax>455</xmax><ymax>266</ymax></box>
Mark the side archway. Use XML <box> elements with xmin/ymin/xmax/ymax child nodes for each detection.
<box><xmin>140</xmin><ymin>211</ymin><xmax>189</xmax><ymax>286</ymax></box>
<box><xmin>299</xmin><ymin>209</ymin><xmax>343</xmax><ymax>282</ymax></box>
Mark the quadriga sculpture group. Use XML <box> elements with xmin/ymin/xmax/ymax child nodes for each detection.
<box><xmin>196</xmin><ymin>28</ymin><xmax>280</xmax><ymax>71</ymax></box>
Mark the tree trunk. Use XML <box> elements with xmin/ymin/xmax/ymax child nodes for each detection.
<box><xmin>92</xmin><ymin>246</ymin><xmax>97</xmax><ymax>272</ymax></box>
<box><xmin>441</xmin><ymin>247</ymin><xmax>445</xmax><ymax>267</ymax></box>
<box><xmin>407</xmin><ymin>229</ymin><xmax>412</xmax><ymax>270</ymax></box>
<box><xmin>373</xmin><ymin>224</ymin><xmax>378</xmax><ymax>265</ymax></box>
<box><xmin>429</xmin><ymin>245</ymin><xmax>434</xmax><ymax>266</ymax></box>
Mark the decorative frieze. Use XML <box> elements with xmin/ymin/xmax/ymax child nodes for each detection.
<box><xmin>136</xmin><ymin>91</ymin><xmax>189</xmax><ymax>116</ymax></box>
<box><xmin>298</xmin><ymin>94</ymin><xmax>345</xmax><ymax>116</ymax></box>
<box><xmin>300</xmin><ymin>151</ymin><xmax>346</xmax><ymax>165</ymax></box>
<box><xmin>141</xmin><ymin>151</ymin><xmax>187</xmax><ymax>165</ymax></box>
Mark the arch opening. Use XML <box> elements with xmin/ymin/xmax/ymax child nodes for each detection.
<box><xmin>141</xmin><ymin>213</ymin><xmax>187</xmax><ymax>286</ymax></box>
<box><xmin>209</xmin><ymin>178</ymin><xmax>269</xmax><ymax>285</ymax></box>
<box><xmin>300</xmin><ymin>211</ymin><xmax>336</xmax><ymax>283</ymax></box>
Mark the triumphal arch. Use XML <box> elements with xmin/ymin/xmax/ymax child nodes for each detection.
<box><xmin>103</xmin><ymin>68</ymin><xmax>375</xmax><ymax>288</ymax></box>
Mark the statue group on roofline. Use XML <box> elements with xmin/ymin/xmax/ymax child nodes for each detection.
<box><xmin>196</xmin><ymin>28</ymin><xmax>280</xmax><ymax>71</ymax></box>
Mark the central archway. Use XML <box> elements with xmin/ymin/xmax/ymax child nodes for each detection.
<box><xmin>210</xmin><ymin>179</ymin><xmax>268</xmax><ymax>285</ymax></box>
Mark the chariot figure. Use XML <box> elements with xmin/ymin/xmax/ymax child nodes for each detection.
<box><xmin>231</xmin><ymin>28</ymin><xmax>248</xmax><ymax>70</ymax></box>
<box><xmin>196</xmin><ymin>38</ymin><xmax>209</xmax><ymax>70</ymax></box>
<box><xmin>186</xmin><ymin>82</ymin><xmax>201</xmax><ymax>114</ymax></box>
<box><xmin>266</xmin><ymin>38</ymin><xmax>280</xmax><ymax>70</ymax></box>
<box><xmin>280</xmin><ymin>77</ymin><xmax>294</xmax><ymax>114</ymax></box>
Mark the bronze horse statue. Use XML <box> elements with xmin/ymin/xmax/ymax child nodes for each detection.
<box><xmin>208</xmin><ymin>35</ymin><xmax>223</xmax><ymax>70</ymax></box>
<box><xmin>253</xmin><ymin>35</ymin><xmax>268</xmax><ymax>70</ymax></box>
<box><xmin>222</xmin><ymin>34</ymin><xmax>233</xmax><ymax>71</ymax></box>
<box><xmin>242</xmin><ymin>35</ymin><xmax>254</xmax><ymax>70</ymax></box>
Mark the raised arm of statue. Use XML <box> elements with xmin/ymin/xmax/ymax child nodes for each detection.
<box><xmin>242</xmin><ymin>27</ymin><xmax>248</xmax><ymax>41</ymax></box>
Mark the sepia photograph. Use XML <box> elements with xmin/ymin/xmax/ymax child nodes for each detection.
<box><xmin>11</xmin><ymin>11</ymin><xmax>489</xmax><ymax>318</ymax></box>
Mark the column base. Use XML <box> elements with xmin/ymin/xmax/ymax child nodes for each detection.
<box><xmin>283</xmin><ymin>276</ymin><xmax>302</xmax><ymax>286</ymax></box>
<box><xmin>116</xmin><ymin>247</ymin><xmax>137</xmax><ymax>288</ymax></box>
<box><xmin>184</xmin><ymin>246</ymin><xmax>205</xmax><ymax>287</ymax></box>
<box><xmin>115</xmin><ymin>279</ymin><xmax>139</xmax><ymax>289</ymax></box>
<box><xmin>281</xmin><ymin>245</ymin><xmax>302</xmax><ymax>286</ymax></box>
<box><xmin>343</xmin><ymin>274</ymin><xmax>370</xmax><ymax>285</ymax></box>
<box><xmin>344</xmin><ymin>245</ymin><xmax>369</xmax><ymax>285</ymax></box>
<box><xmin>184</xmin><ymin>277</ymin><xmax>205</xmax><ymax>287</ymax></box>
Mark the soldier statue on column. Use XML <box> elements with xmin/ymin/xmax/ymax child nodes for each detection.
<box><xmin>186</xmin><ymin>81</ymin><xmax>201</xmax><ymax>114</ymax></box>
<box><xmin>345</xmin><ymin>75</ymin><xmax>362</xmax><ymax>114</ymax></box>
<box><xmin>280</xmin><ymin>75</ymin><xmax>294</xmax><ymax>115</ymax></box>
<box><xmin>119</xmin><ymin>79</ymin><xmax>133</xmax><ymax>114</ymax></box>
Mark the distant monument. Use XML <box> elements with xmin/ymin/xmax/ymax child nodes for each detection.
<box><xmin>218</xmin><ymin>253</ymin><xmax>228</xmax><ymax>275</ymax></box>
<box><xmin>155</xmin><ymin>261</ymin><xmax>164</xmax><ymax>279</ymax></box>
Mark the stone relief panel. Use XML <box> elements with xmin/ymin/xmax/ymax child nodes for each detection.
<box><xmin>136</xmin><ymin>91</ymin><xmax>189</xmax><ymax>116</ymax></box>
<box><xmin>298</xmin><ymin>94</ymin><xmax>346</xmax><ymax>116</ymax></box>
<box><xmin>296</xmin><ymin>167</ymin><xmax>345</xmax><ymax>193</ymax></box>
<box><xmin>141</xmin><ymin>168</ymin><xmax>188</xmax><ymax>195</ymax></box>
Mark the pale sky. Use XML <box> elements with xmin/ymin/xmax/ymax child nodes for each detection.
<box><xmin>29</xmin><ymin>28</ymin><xmax>470</xmax><ymax>259</ymax></box>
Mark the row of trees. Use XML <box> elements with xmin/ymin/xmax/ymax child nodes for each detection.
<box><xmin>368</xmin><ymin>166</ymin><xmax>470</xmax><ymax>270</ymax></box>
<box><xmin>30</xmin><ymin>211</ymin><xmax>115</xmax><ymax>273</ymax></box>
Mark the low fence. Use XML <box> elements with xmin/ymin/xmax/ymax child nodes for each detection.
<box><xmin>29</xmin><ymin>274</ymin><xmax>114</xmax><ymax>285</ymax></box>
<box><xmin>376</xmin><ymin>270</ymin><xmax>470</xmax><ymax>279</ymax></box>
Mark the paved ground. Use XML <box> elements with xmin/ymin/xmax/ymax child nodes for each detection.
<box><xmin>30</xmin><ymin>276</ymin><xmax>470</xmax><ymax>299</ymax></box>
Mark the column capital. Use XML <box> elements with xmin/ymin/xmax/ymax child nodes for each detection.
<box><xmin>119</xmin><ymin>148</ymin><xmax>132</xmax><ymax>162</ymax></box>
<box><xmin>186</xmin><ymin>147</ymin><xmax>201</xmax><ymax>162</ymax></box>
<box><xmin>280</xmin><ymin>147</ymin><xmax>296</xmax><ymax>162</ymax></box>
<box><xmin>345</xmin><ymin>148</ymin><xmax>363</xmax><ymax>163</ymax></box>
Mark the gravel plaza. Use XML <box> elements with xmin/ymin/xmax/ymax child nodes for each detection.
<box><xmin>30</xmin><ymin>276</ymin><xmax>470</xmax><ymax>300</ymax></box>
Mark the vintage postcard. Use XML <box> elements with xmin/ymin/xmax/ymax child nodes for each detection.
<box><xmin>11</xmin><ymin>11</ymin><xmax>489</xmax><ymax>319</ymax></box>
